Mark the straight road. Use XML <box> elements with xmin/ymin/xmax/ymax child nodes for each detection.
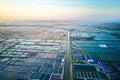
<box><xmin>64</xmin><ymin>32</ymin><xmax>72</xmax><ymax>80</ymax></box>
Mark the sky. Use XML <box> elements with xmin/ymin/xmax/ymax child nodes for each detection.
<box><xmin>0</xmin><ymin>0</ymin><xmax>120</xmax><ymax>21</ymax></box>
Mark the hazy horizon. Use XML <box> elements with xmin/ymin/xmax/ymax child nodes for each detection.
<box><xmin>0</xmin><ymin>0</ymin><xmax>120</xmax><ymax>22</ymax></box>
